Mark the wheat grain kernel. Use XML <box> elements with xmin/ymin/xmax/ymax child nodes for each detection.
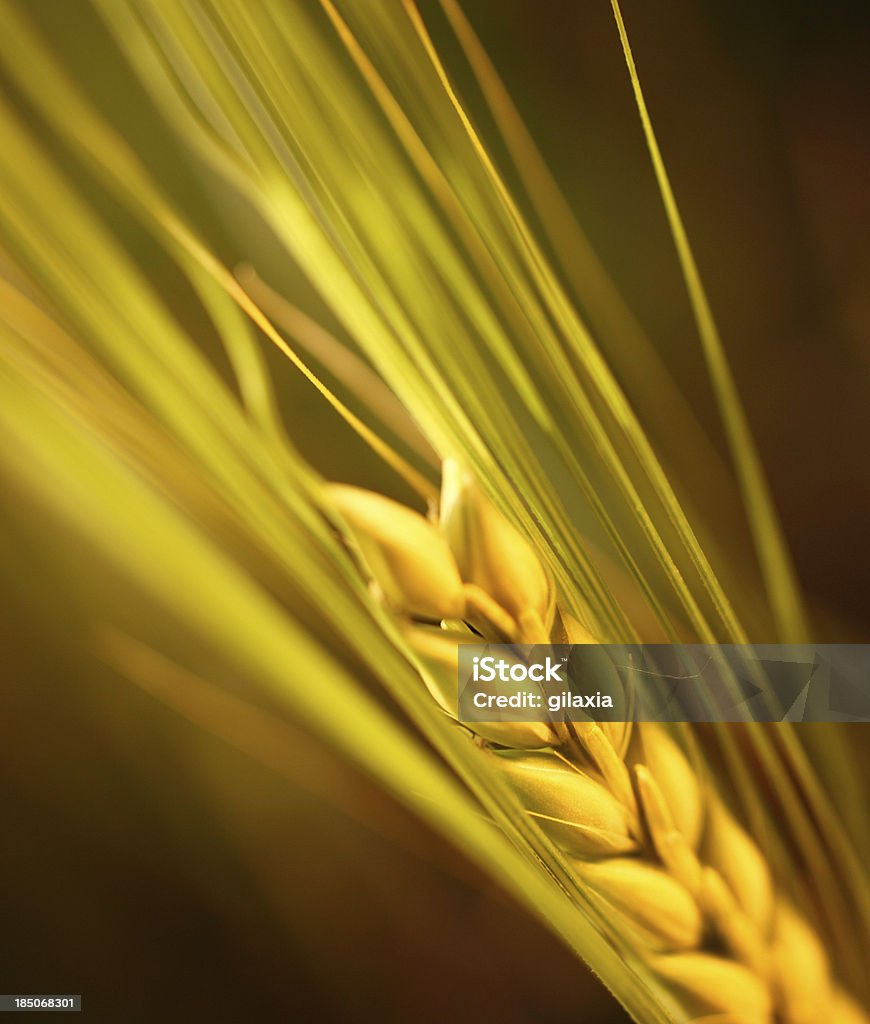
<box><xmin>637</xmin><ymin>724</ymin><xmax>703</xmax><ymax>849</ymax></box>
<box><xmin>440</xmin><ymin>458</ymin><xmax>552</xmax><ymax>629</ymax></box>
<box><xmin>495</xmin><ymin>749</ymin><xmax>638</xmax><ymax>856</ymax></box>
<box><xmin>651</xmin><ymin>951</ymin><xmax>772</xmax><ymax>1020</ymax></box>
<box><xmin>328</xmin><ymin>484</ymin><xmax>466</xmax><ymax>620</ymax></box>
<box><xmin>705</xmin><ymin>798</ymin><xmax>774</xmax><ymax>936</ymax></box>
<box><xmin>771</xmin><ymin>899</ymin><xmax>831</xmax><ymax>1024</ymax></box>
<box><xmin>575</xmin><ymin>857</ymin><xmax>703</xmax><ymax>951</ymax></box>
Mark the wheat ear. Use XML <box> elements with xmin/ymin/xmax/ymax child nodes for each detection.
<box><xmin>327</xmin><ymin>473</ymin><xmax>868</xmax><ymax>1024</ymax></box>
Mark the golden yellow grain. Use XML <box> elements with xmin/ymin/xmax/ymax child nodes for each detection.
<box><xmin>440</xmin><ymin>458</ymin><xmax>553</xmax><ymax>636</ymax></box>
<box><xmin>329</xmin><ymin>472</ymin><xmax>869</xmax><ymax>1024</ymax></box>
<box><xmin>495</xmin><ymin>750</ymin><xmax>639</xmax><ymax>857</ymax></box>
<box><xmin>575</xmin><ymin>857</ymin><xmax>702</xmax><ymax>951</ymax></box>
<box><xmin>327</xmin><ymin>483</ymin><xmax>465</xmax><ymax>619</ymax></box>
<box><xmin>651</xmin><ymin>952</ymin><xmax>772</xmax><ymax>1021</ymax></box>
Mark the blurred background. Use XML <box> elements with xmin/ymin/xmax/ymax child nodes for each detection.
<box><xmin>1</xmin><ymin>0</ymin><xmax>869</xmax><ymax>1020</ymax></box>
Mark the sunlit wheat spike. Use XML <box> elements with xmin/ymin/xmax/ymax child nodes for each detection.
<box><xmin>327</xmin><ymin>472</ymin><xmax>869</xmax><ymax>1023</ymax></box>
<box><xmin>0</xmin><ymin>1</ymin><xmax>866</xmax><ymax>1022</ymax></box>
